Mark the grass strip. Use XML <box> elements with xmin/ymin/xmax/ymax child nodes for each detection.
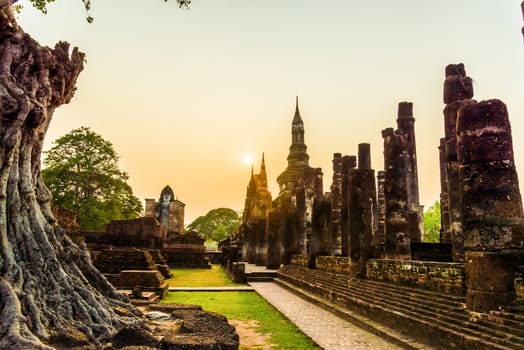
<box><xmin>163</xmin><ymin>291</ymin><xmax>321</xmax><ymax>350</ymax></box>
<box><xmin>165</xmin><ymin>265</ymin><xmax>245</xmax><ymax>287</ymax></box>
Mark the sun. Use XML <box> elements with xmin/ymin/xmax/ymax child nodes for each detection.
<box><xmin>243</xmin><ymin>154</ymin><xmax>254</xmax><ymax>165</ymax></box>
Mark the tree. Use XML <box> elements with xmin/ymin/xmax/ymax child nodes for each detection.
<box><xmin>187</xmin><ymin>208</ymin><xmax>240</xmax><ymax>243</ymax></box>
<box><xmin>42</xmin><ymin>127</ymin><xmax>142</xmax><ymax>231</ymax></box>
<box><xmin>0</xmin><ymin>1</ymin><xmax>189</xmax><ymax>348</ymax></box>
<box><xmin>423</xmin><ymin>201</ymin><xmax>441</xmax><ymax>243</ymax></box>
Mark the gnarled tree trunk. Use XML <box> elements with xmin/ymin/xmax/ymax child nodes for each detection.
<box><xmin>0</xmin><ymin>6</ymin><xmax>140</xmax><ymax>349</ymax></box>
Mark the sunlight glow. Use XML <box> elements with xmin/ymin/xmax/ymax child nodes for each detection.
<box><xmin>243</xmin><ymin>154</ymin><xmax>254</xmax><ymax>165</ymax></box>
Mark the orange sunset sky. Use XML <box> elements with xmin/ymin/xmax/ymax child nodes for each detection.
<box><xmin>17</xmin><ymin>0</ymin><xmax>524</xmax><ymax>223</ymax></box>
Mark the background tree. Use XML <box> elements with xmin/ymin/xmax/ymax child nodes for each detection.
<box><xmin>0</xmin><ymin>1</ymin><xmax>189</xmax><ymax>348</ymax></box>
<box><xmin>42</xmin><ymin>127</ymin><xmax>142</xmax><ymax>231</ymax></box>
<box><xmin>187</xmin><ymin>208</ymin><xmax>240</xmax><ymax>243</ymax></box>
<box><xmin>423</xmin><ymin>201</ymin><xmax>441</xmax><ymax>243</ymax></box>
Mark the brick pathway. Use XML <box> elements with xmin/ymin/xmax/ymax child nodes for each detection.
<box><xmin>249</xmin><ymin>282</ymin><xmax>404</xmax><ymax>350</ymax></box>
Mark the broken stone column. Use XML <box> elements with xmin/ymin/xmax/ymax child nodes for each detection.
<box><xmin>443</xmin><ymin>63</ymin><xmax>475</xmax><ymax>262</ymax></box>
<box><xmin>396</xmin><ymin>102</ymin><xmax>423</xmax><ymax>243</ymax></box>
<box><xmin>310</xmin><ymin>196</ymin><xmax>332</xmax><ymax>268</ymax></box>
<box><xmin>341</xmin><ymin>155</ymin><xmax>357</xmax><ymax>257</ymax></box>
<box><xmin>266</xmin><ymin>211</ymin><xmax>281</xmax><ymax>269</ymax></box>
<box><xmin>439</xmin><ymin>138</ymin><xmax>451</xmax><ymax>243</ymax></box>
<box><xmin>382</xmin><ymin>127</ymin><xmax>411</xmax><ymax>259</ymax></box>
<box><xmin>254</xmin><ymin>219</ymin><xmax>267</xmax><ymax>266</ymax></box>
<box><xmin>457</xmin><ymin>99</ymin><xmax>524</xmax><ymax>311</ymax></box>
<box><xmin>330</xmin><ymin>153</ymin><xmax>343</xmax><ymax>255</ymax></box>
<box><xmin>396</xmin><ymin>103</ymin><xmax>420</xmax><ymax>213</ymax></box>
<box><xmin>358</xmin><ymin>143</ymin><xmax>372</xmax><ymax>170</ymax></box>
<box><xmin>348</xmin><ymin>144</ymin><xmax>378</xmax><ymax>274</ymax></box>
<box><xmin>522</xmin><ymin>1</ymin><xmax>524</xmax><ymax>42</ymax></box>
<box><xmin>246</xmin><ymin>224</ymin><xmax>257</xmax><ymax>264</ymax></box>
<box><xmin>376</xmin><ymin>171</ymin><xmax>386</xmax><ymax>257</ymax></box>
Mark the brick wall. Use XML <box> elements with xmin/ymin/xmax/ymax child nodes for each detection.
<box><xmin>366</xmin><ymin>259</ymin><xmax>465</xmax><ymax>295</ymax></box>
<box><xmin>315</xmin><ymin>256</ymin><xmax>351</xmax><ymax>275</ymax></box>
<box><xmin>290</xmin><ymin>254</ymin><xmax>308</xmax><ymax>267</ymax></box>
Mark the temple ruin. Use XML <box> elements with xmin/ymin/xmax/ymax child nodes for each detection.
<box><xmin>226</xmin><ymin>63</ymin><xmax>524</xmax><ymax>349</ymax></box>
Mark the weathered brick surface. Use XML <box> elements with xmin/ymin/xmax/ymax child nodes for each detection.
<box><xmin>315</xmin><ymin>256</ymin><xmax>351</xmax><ymax>275</ymax></box>
<box><xmin>93</xmin><ymin>249</ymin><xmax>156</xmax><ymax>274</ymax></box>
<box><xmin>290</xmin><ymin>254</ymin><xmax>308</xmax><ymax>267</ymax></box>
<box><xmin>365</xmin><ymin>259</ymin><xmax>465</xmax><ymax>295</ymax></box>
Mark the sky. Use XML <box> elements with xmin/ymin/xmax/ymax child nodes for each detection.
<box><xmin>16</xmin><ymin>0</ymin><xmax>524</xmax><ymax>224</ymax></box>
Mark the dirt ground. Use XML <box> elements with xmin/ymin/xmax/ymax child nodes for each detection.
<box><xmin>229</xmin><ymin>319</ymin><xmax>275</xmax><ymax>349</ymax></box>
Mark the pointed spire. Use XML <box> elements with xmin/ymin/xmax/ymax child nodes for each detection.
<box><xmin>259</xmin><ymin>152</ymin><xmax>268</xmax><ymax>188</ymax></box>
<box><xmin>293</xmin><ymin>95</ymin><xmax>303</xmax><ymax>124</ymax></box>
<box><xmin>260</xmin><ymin>152</ymin><xmax>266</xmax><ymax>173</ymax></box>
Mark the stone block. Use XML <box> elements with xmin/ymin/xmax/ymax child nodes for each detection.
<box><xmin>465</xmin><ymin>251</ymin><xmax>517</xmax><ymax>292</ymax></box>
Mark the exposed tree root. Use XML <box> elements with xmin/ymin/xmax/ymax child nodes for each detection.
<box><xmin>0</xmin><ymin>6</ymin><xmax>143</xmax><ymax>349</ymax></box>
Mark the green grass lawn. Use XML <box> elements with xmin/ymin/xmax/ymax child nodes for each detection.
<box><xmin>164</xmin><ymin>264</ymin><xmax>245</xmax><ymax>287</ymax></box>
<box><xmin>162</xmin><ymin>265</ymin><xmax>321</xmax><ymax>349</ymax></box>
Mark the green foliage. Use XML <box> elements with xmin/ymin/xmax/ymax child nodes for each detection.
<box><xmin>42</xmin><ymin>127</ymin><xmax>142</xmax><ymax>231</ymax></box>
<box><xmin>423</xmin><ymin>201</ymin><xmax>441</xmax><ymax>243</ymax></box>
<box><xmin>21</xmin><ymin>0</ymin><xmax>191</xmax><ymax>23</ymax></box>
<box><xmin>187</xmin><ymin>208</ymin><xmax>240</xmax><ymax>243</ymax></box>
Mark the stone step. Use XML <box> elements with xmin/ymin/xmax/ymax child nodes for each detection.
<box><xmin>357</xmin><ymin>285</ymin><xmax>524</xmax><ymax>343</ymax></box>
<box><xmin>275</xmin><ymin>277</ymin><xmax>515</xmax><ymax>350</ymax></box>
<box><xmin>279</xmin><ymin>267</ymin><xmax>464</xmax><ymax>316</ymax></box>
<box><xmin>274</xmin><ymin>278</ymin><xmax>434</xmax><ymax>350</ymax></box>
<box><xmin>246</xmin><ymin>276</ymin><xmax>274</xmax><ymax>282</ymax></box>
<box><xmin>352</xmin><ymin>281</ymin><xmax>524</xmax><ymax>340</ymax></box>
<box><xmin>281</xmin><ymin>270</ymin><xmax>524</xmax><ymax>344</ymax></box>
<box><xmin>276</xmin><ymin>267</ymin><xmax>524</xmax><ymax>350</ymax></box>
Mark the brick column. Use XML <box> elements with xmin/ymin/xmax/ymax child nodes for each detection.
<box><xmin>348</xmin><ymin>144</ymin><xmax>377</xmax><ymax>273</ymax></box>
<box><xmin>341</xmin><ymin>155</ymin><xmax>357</xmax><ymax>257</ymax></box>
<box><xmin>457</xmin><ymin>99</ymin><xmax>524</xmax><ymax>311</ymax></box>
<box><xmin>442</xmin><ymin>63</ymin><xmax>475</xmax><ymax>262</ymax></box>
<box><xmin>330</xmin><ymin>153</ymin><xmax>343</xmax><ymax>255</ymax></box>
<box><xmin>382</xmin><ymin>127</ymin><xmax>411</xmax><ymax>259</ymax></box>
<box><xmin>438</xmin><ymin>138</ymin><xmax>451</xmax><ymax>243</ymax></box>
<box><xmin>266</xmin><ymin>212</ymin><xmax>281</xmax><ymax>269</ymax></box>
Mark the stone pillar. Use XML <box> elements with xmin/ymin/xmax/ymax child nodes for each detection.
<box><xmin>521</xmin><ymin>1</ymin><xmax>524</xmax><ymax>42</ymax></box>
<box><xmin>396</xmin><ymin>102</ymin><xmax>420</xmax><ymax>211</ymax></box>
<box><xmin>397</xmin><ymin>102</ymin><xmax>423</xmax><ymax>242</ymax></box>
<box><xmin>247</xmin><ymin>224</ymin><xmax>257</xmax><ymax>264</ymax></box>
<box><xmin>377</xmin><ymin>171</ymin><xmax>386</xmax><ymax>257</ymax></box>
<box><xmin>330</xmin><ymin>153</ymin><xmax>343</xmax><ymax>255</ymax></box>
<box><xmin>457</xmin><ymin>99</ymin><xmax>524</xmax><ymax>312</ymax></box>
<box><xmin>348</xmin><ymin>146</ymin><xmax>377</xmax><ymax>274</ymax></box>
<box><xmin>341</xmin><ymin>155</ymin><xmax>357</xmax><ymax>257</ymax></box>
<box><xmin>310</xmin><ymin>196</ymin><xmax>332</xmax><ymax>268</ymax></box>
<box><xmin>382</xmin><ymin>127</ymin><xmax>411</xmax><ymax>259</ymax></box>
<box><xmin>443</xmin><ymin>63</ymin><xmax>475</xmax><ymax>262</ymax></box>
<box><xmin>254</xmin><ymin>219</ymin><xmax>267</xmax><ymax>266</ymax></box>
<box><xmin>266</xmin><ymin>211</ymin><xmax>281</xmax><ymax>269</ymax></box>
<box><xmin>295</xmin><ymin>183</ymin><xmax>307</xmax><ymax>255</ymax></box>
<box><xmin>358</xmin><ymin>143</ymin><xmax>371</xmax><ymax>170</ymax></box>
<box><xmin>438</xmin><ymin>138</ymin><xmax>451</xmax><ymax>243</ymax></box>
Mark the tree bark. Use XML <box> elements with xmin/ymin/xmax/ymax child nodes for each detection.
<box><xmin>0</xmin><ymin>8</ymin><xmax>141</xmax><ymax>349</ymax></box>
